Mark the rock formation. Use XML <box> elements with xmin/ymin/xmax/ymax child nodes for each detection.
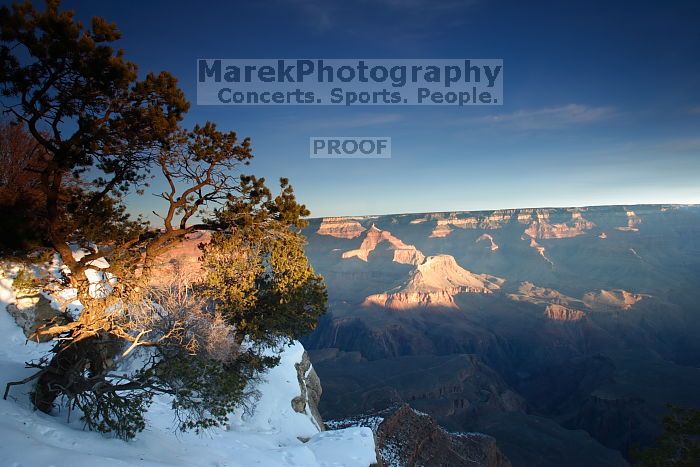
<box><xmin>517</xmin><ymin>209</ymin><xmax>535</xmax><ymax>224</ymax></box>
<box><xmin>524</xmin><ymin>236</ymin><xmax>554</xmax><ymax>267</ymax></box>
<box><xmin>481</xmin><ymin>210</ymin><xmax>514</xmax><ymax>229</ymax></box>
<box><xmin>429</xmin><ymin>220</ymin><xmax>454</xmax><ymax>238</ymax></box>
<box><xmin>508</xmin><ymin>281</ymin><xmax>583</xmax><ymax>308</ymax></box>
<box><xmin>292</xmin><ymin>350</ymin><xmax>325</xmax><ymax>431</ymax></box>
<box><xmin>429</xmin><ymin>212</ymin><xmax>513</xmax><ymax>238</ymax></box>
<box><xmin>508</xmin><ymin>282</ymin><xmax>588</xmax><ymax>321</ymax></box>
<box><xmin>509</xmin><ymin>282</ymin><xmax>648</xmax><ymax>315</ymax></box>
<box><xmin>149</xmin><ymin>230</ymin><xmax>211</xmax><ymax>284</ymax></box>
<box><xmin>376</xmin><ymin>405</ymin><xmax>512</xmax><ymax>467</ymax></box>
<box><xmin>342</xmin><ymin>225</ymin><xmax>425</xmax><ymax>265</ymax></box>
<box><xmin>364</xmin><ymin>255</ymin><xmax>504</xmax><ymax>309</ymax></box>
<box><xmin>476</xmin><ymin>233</ymin><xmax>499</xmax><ymax>251</ymax></box>
<box><xmin>615</xmin><ymin>210</ymin><xmax>641</xmax><ymax>232</ymax></box>
<box><xmin>524</xmin><ymin>211</ymin><xmax>595</xmax><ymax>239</ymax></box>
<box><xmin>317</xmin><ymin>217</ymin><xmax>366</xmax><ymax>239</ymax></box>
<box><xmin>583</xmin><ymin>289</ymin><xmax>649</xmax><ymax>311</ymax></box>
<box><xmin>544</xmin><ymin>304</ymin><xmax>586</xmax><ymax>321</ymax></box>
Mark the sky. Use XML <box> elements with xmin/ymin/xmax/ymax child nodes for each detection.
<box><xmin>11</xmin><ymin>0</ymin><xmax>700</xmax><ymax>217</ymax></box>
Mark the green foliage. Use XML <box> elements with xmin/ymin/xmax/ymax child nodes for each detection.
<box><xmin>67</xmin><ymin>188</ymin><xmax>147</xmax><ymax>245</ymax></box>
<box><xmin>202</xmin><ymin>196</ymin><xmax>327</xmax><ymax>344</ymax></box>
<box><xmin>0</xmin><ymin>0</ymin><xmax>189</xmax><ymax>179</ymax></box>
<box><xmin>634</xmin><ymin>405</ymin><xmax>700</xmax><ymax>466</ymax></box>
<box><xmin>0</xmin><ymin>0</ymin><xmax>188</xmax><ymax>256</ymax></box>
<box><xmin>76</xmin><ymin>386</ymin><xmax>152</xmax><ymax>441</ymax></box>
<box><xmin>166</xmin><ymin>356</ymin><xmax>245</xmax><ymax>432</ymax></box>
<box><xmin>158</xmin><ymin>351</ymin><xmax>277</xmax><ymax>433</ymax></box>
<box><xmin>67</xmin><ymin>348</ymin><xmax>281</xmax><ymax>440</ymax></box>
<box><xmin>212</xmin><ymin>176</ymin><xmax>310</xmax><ymax>231</ymax></box>
<box><xmin>0</xmin><ymin>1</ymin><xmax>326</xmax><ymax>444</ymax></box>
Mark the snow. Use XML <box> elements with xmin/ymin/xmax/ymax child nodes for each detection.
<box><xmin>229</xmin><ymin>341</ymin><xmax>321</xmax><ymax>440</ymax></box>
<box><xmin>0</xmin><ymin>268</ymin><xmax>376</xmax><ymax>467</ymax></box>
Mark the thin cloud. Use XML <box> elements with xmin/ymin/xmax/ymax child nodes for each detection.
<box><xmin>473</xmin><ymin>104</ymin><xmax>616</xmax><ymax>130</ymax></box>
<box><xmin>657</xmin><ymin>138</ymin><xmax>700</xmax><ymax>153</ymax></box>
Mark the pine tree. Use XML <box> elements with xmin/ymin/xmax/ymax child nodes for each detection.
<box><xmin>1</xmin><ymin>1</ymin><xmax>326</xmax><ymax>439</ymax></box>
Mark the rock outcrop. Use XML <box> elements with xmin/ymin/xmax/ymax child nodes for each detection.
<box><xmin>508</xmin><ymin>282</ymin><xmax>648</xmax><ymax>315</ymax></box>
<box><xmin>292</xmin><ymin>350</ymin><xmax>325</xmax><ymax>431</ymax></box>
<box><xmin>476</xmin><ymin>233</ymin><xmax>499</xmax><ymax>251</ymax></box>
<box><xmin>343</xmin><ymin>225</ymin><xmax>425</xmax><ymax>265</ymax></box>
<box><xmin>524</xmin><ymin>237</ymin><xmax>554</xmax><ymax>267</ymax></box>
<box><xmin>364</xmin><ymin>255</ymin><xmax>504</xmax><ymax>309</ymax></box>
<box><xmin>429</xmin><ymin>212</ymin><xmax>513</xmax><ymax>238</ymax></box>
<box><xmin>508</xmin><ymin>282</ymin><xmax>588</xmax><ymax>321</ymax></box>
<box><xmin>615</xmin><ymin>210</ymin><xmax>641</xmax><ymax>232</ymax></box>
<box><xmin>508</xmin><ymin>281</ymin><xmax>583</xmax><ymax>308</ymax></box>
<box><xmin>481</xmin><ymin>210</ymin><xmax>514</xmax><ymax>229</ymax></box>
<box><xmin>376</xmin><ymin>405</ymin><xmax>512</xmax><ymax>467</ymax></box>
<box><xmin>517</xmin><ymin>209</ymin><xmax>535</xmax><ymax>224</ymax></box>
<box><xmin>583</xmin><ymin>289</ymin><xmax>649</xmax><ymax>311</ymax></box>
<box><xmin>149</xmin><ymin>231</ymin><xmax>211</xmax><ymax>284</ymax></box>
<box><xmin>429</xmin><ymin>220</ymin><xmax>454</xmax><ymax>238</ymax></box>
<box><xmin>317</xmin><ymin>217</ymin><xmax>366</xmax><ymax>239</ymax></box>
<box><xmin>524</xmin><ymin>211</ymin><xmax>595</xmax><ymax>239</ymax></box>
<box><xmin>544</xmin><ymin>304</ymin><xmax>586</xmax><ymax>321</ymax></box>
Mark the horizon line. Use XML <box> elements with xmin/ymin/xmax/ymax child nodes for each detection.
<box><xmin>307</xmin><ymin>202</ymin><xmax>699</xmax><ymax>220</ymax></box>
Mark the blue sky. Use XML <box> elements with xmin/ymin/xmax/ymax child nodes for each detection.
<box><xmin>35</xmin><ymin>1</ymin><xmax>700</xmax><ymax>216</ymax></box>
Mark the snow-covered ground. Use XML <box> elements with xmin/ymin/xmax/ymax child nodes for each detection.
<box><xmin>0</xmin><ymin>269</ymin><xmax>376</xmax><ymax>467</ymax></box>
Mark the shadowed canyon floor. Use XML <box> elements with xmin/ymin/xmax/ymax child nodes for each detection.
<box><xmin>301</xmin><ymin>205</ymin><xmax>700</xmax><ymax>466</ymax></box>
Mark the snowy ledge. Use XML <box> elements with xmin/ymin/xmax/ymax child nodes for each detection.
<box><xmin>0</xmin><ymin>268</ymin><xmax>376</xmax><ymax>467</ymax></box>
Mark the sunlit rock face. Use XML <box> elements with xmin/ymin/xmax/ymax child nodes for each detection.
<box><xmin>482</xmin><ymin>210</ymin><xmax>515</xmax><ymax>228</ymax></box>
<box><xmin>544</xmin><ymin>304</ymin><xmax>586</xmax><ymax>321</ymax></box>
<box><xmin>317</xmin><ymin>217</ymin><xmax>366</xmax><ymax>239</ymax></box>
<box><xmin>508</xmin><ymin>281</ymin><xmax>647</xmax><ymax>317</ymax></box>
<box><xmin>508</xmin><ymin>281</ymin><xmax>583</xmax><ymax>308</ymax></box>
<box><xmin>583</xmin><ymin>289</ymin><xmax>649</xmax><ymax>311</ymax></box>
<box><xmin>524</xmin><ymin>210</ymin><xmax>595</xmax><ymax>239</ymax></box>
<box><xmin>517</xmin><ymin>209</ymin><xmax>535</xmax><ymax>224</ymax></box>
<box><xmin>342</xmin><ymin>225</ymin><xmax>424</xmax><ymax>265</ymax></box>
<box><xmin>615</xmin><ymin>210</ymin><xmax>641</xmax><ymax>232</ymax></box>
<box><xmin>525</xmin><ymin>236</ymin><xmax>555</xmax><ymax>267</ymax></box>
<box><xmin>477</xmin><ymin>233</ymin><xmax>500</xmax><ymax>251</ymax></box>
<box><xmin>429</xmin><ymin>211</ymin><xmax>513</xmax><ymax>238</ymax></box>
<box><xmin>363</xmin><ymin>254</ymin><xmax>504</xmax><ymax>309</ymax></box>
<box><xmin>508</xmin><ymin>282</ymin><xmax>587</xmax><ymax>321</ymax></box>
<box><xmin>429</xmin><ymin>220</ymin><xmax>454</xmax><ymax>238</ymax></box>
<box><xmin>149</xmin><ymin>230</ymin><xmax>211</xmax><ymax>284</ymax></box>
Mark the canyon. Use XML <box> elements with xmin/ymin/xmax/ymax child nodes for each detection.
<box><xmin>301</xmin><ymin>204</ymin><xmax>700</xmax><ymax>466</ymax></box>
<box><xmin>363</xmin><ymin>254</ymin><xmax>504</xmax><ymax>309</ymax></box>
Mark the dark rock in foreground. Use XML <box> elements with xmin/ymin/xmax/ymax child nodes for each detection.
<box><xmin>330</xmin><ymin>404</ymin><xmax>511</xmax><ymax>467</ymax></box>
